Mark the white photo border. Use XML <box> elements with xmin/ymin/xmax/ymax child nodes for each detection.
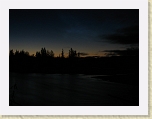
<box><xmin>0</xmin><ymin>0</ymin><xmax>148</xmax><ymax>115</ymax></box>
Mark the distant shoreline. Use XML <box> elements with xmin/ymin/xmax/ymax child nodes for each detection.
<box><xmin>91</xmin><ymin>74</ymin><xmax>139</xmax><ymax>86</ymax></box>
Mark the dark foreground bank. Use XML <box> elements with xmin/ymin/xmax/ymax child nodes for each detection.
<box><xmin>9</xmin><ymin>56</ymin><xmax>139</xmax><ymax>106</ymax></box>
<box><xmin>9</xmin><ymin>73</ymin><xmax>139</xmax><ymax>106</ymax></box>
<box><xmin>10</xmin><ymin>56</ymin><xmax>139</xmax><ymax>75</ymax></box>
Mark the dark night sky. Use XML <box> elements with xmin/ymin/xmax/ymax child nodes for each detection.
<box><xmin>9</xmin><ymin>9</ymin><xmax>139</xmax><ymax>57</ymax></box>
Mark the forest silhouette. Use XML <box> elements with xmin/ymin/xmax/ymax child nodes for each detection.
<box><xmin>9</xmin><ymin>47</ymin><xmax>139</xmax><ymax>85</ymax></box>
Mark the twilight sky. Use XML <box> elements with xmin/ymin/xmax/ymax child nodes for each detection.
<box><xmin>9</xmin><ymin>9</ymin><xmax>139</xmax><ymax>57</ymax></box>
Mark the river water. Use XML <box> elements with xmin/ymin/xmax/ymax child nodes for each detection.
<box><xmin>9</xmin><ymin>73</ymin><xmax>139</xmax><ymax>106</ymax></box>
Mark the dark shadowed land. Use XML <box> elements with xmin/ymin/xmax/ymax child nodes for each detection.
<box><xmin>10</xmin><ymin>55</ymin><xmax>139</xmax><ymax>85</ymax></box>
<box><xmin>9</xmin><ymin>48</ymin><xmax>139</xmax><ymax>106</ymax></box>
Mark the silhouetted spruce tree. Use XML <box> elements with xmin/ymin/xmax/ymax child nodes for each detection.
<box><xmin>46</xmin><ymin>50</ymin><xmax>54</xmax><ymax>58</ymax></box>
<box><xmin>36</xmin><ymin>51</ymin><xmax>41</xmax><ymax>57</ymax></box>
<box><xmin>46</xmin><ymin>50</ymin><xmax>51</xmax><ymax>57</ymax></box>
<box><xmin>69</xmin><ymin>48</ymin><xmax>77</xmax><ymax>58</ymax></box>
<box><xmin>25</xmin><ymin>51</ymin><xmax>29</xmax><ymax>56</ymax></box>
<box><xmin>18</xmin><ymin>50</ymin><xmax>29</xmax><ymax>57</ymax></box>
<box><xmin>9</xmin><ymin>49</ymin><xmax>14</xmax><ymax>56</ymax></box>
<box><xmin>61</xmin><ymin>49</ymin><xmax>64</xmax><ymax>58</ymax></box>
<box><xmin>19</xmin><ymin>50</ymin><xmax>25</xmax><ymax>57</ymax></box>
<box><xmin>41</xmin><ymin>47</ymin><xmax>47</xmax><ymax>57</ymax></box>
<box><xmin>50</xmin><ymin>50</ymin><xmax>54</xmax><ymax>58</ymax></box>
<box><xmin>15</xmin><ymin>50</ymin><xmax>19</xmax><ymax>57</ymax></box>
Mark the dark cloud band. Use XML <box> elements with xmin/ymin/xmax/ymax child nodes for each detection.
<box><xmin>99</xmin><ymin>25</ymin><xmax>139</xmax><ymax>45</ymax></box>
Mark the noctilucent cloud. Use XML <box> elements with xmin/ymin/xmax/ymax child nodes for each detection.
<box><xmin>9</xmin><ymin>9</ymin><xmax>139</xmax><ymax>57</ymax></box>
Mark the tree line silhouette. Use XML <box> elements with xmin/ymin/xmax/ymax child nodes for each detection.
<box><xmin>9</xmin><ymin>47</ymin><xmax>139</xmax><ymax>85</ymax></box>
<box><xmin>9</xmin><ymin>49</ymin><xmax>29</xmax><ymax>57</ymax></box>
<box><xmin>9</xmin><ymin>47</ymin><xmax>139</xmax><ymax>58</ymax></box>
<box><xmin>9</xmin><ymin>47</ymin><xmax>83</xmax><ymax>58</ymax></box>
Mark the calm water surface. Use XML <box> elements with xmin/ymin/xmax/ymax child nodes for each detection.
<box><xmin>9</xmin><ymin>73</ymin><xmax>138</xmax><ymax>106</ymax></box>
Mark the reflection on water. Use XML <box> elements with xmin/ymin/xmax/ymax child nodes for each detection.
<box><xmin>9</xmin><ymin>73</ymin><xmax>139</xmax><ymax>106</ymax></box>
